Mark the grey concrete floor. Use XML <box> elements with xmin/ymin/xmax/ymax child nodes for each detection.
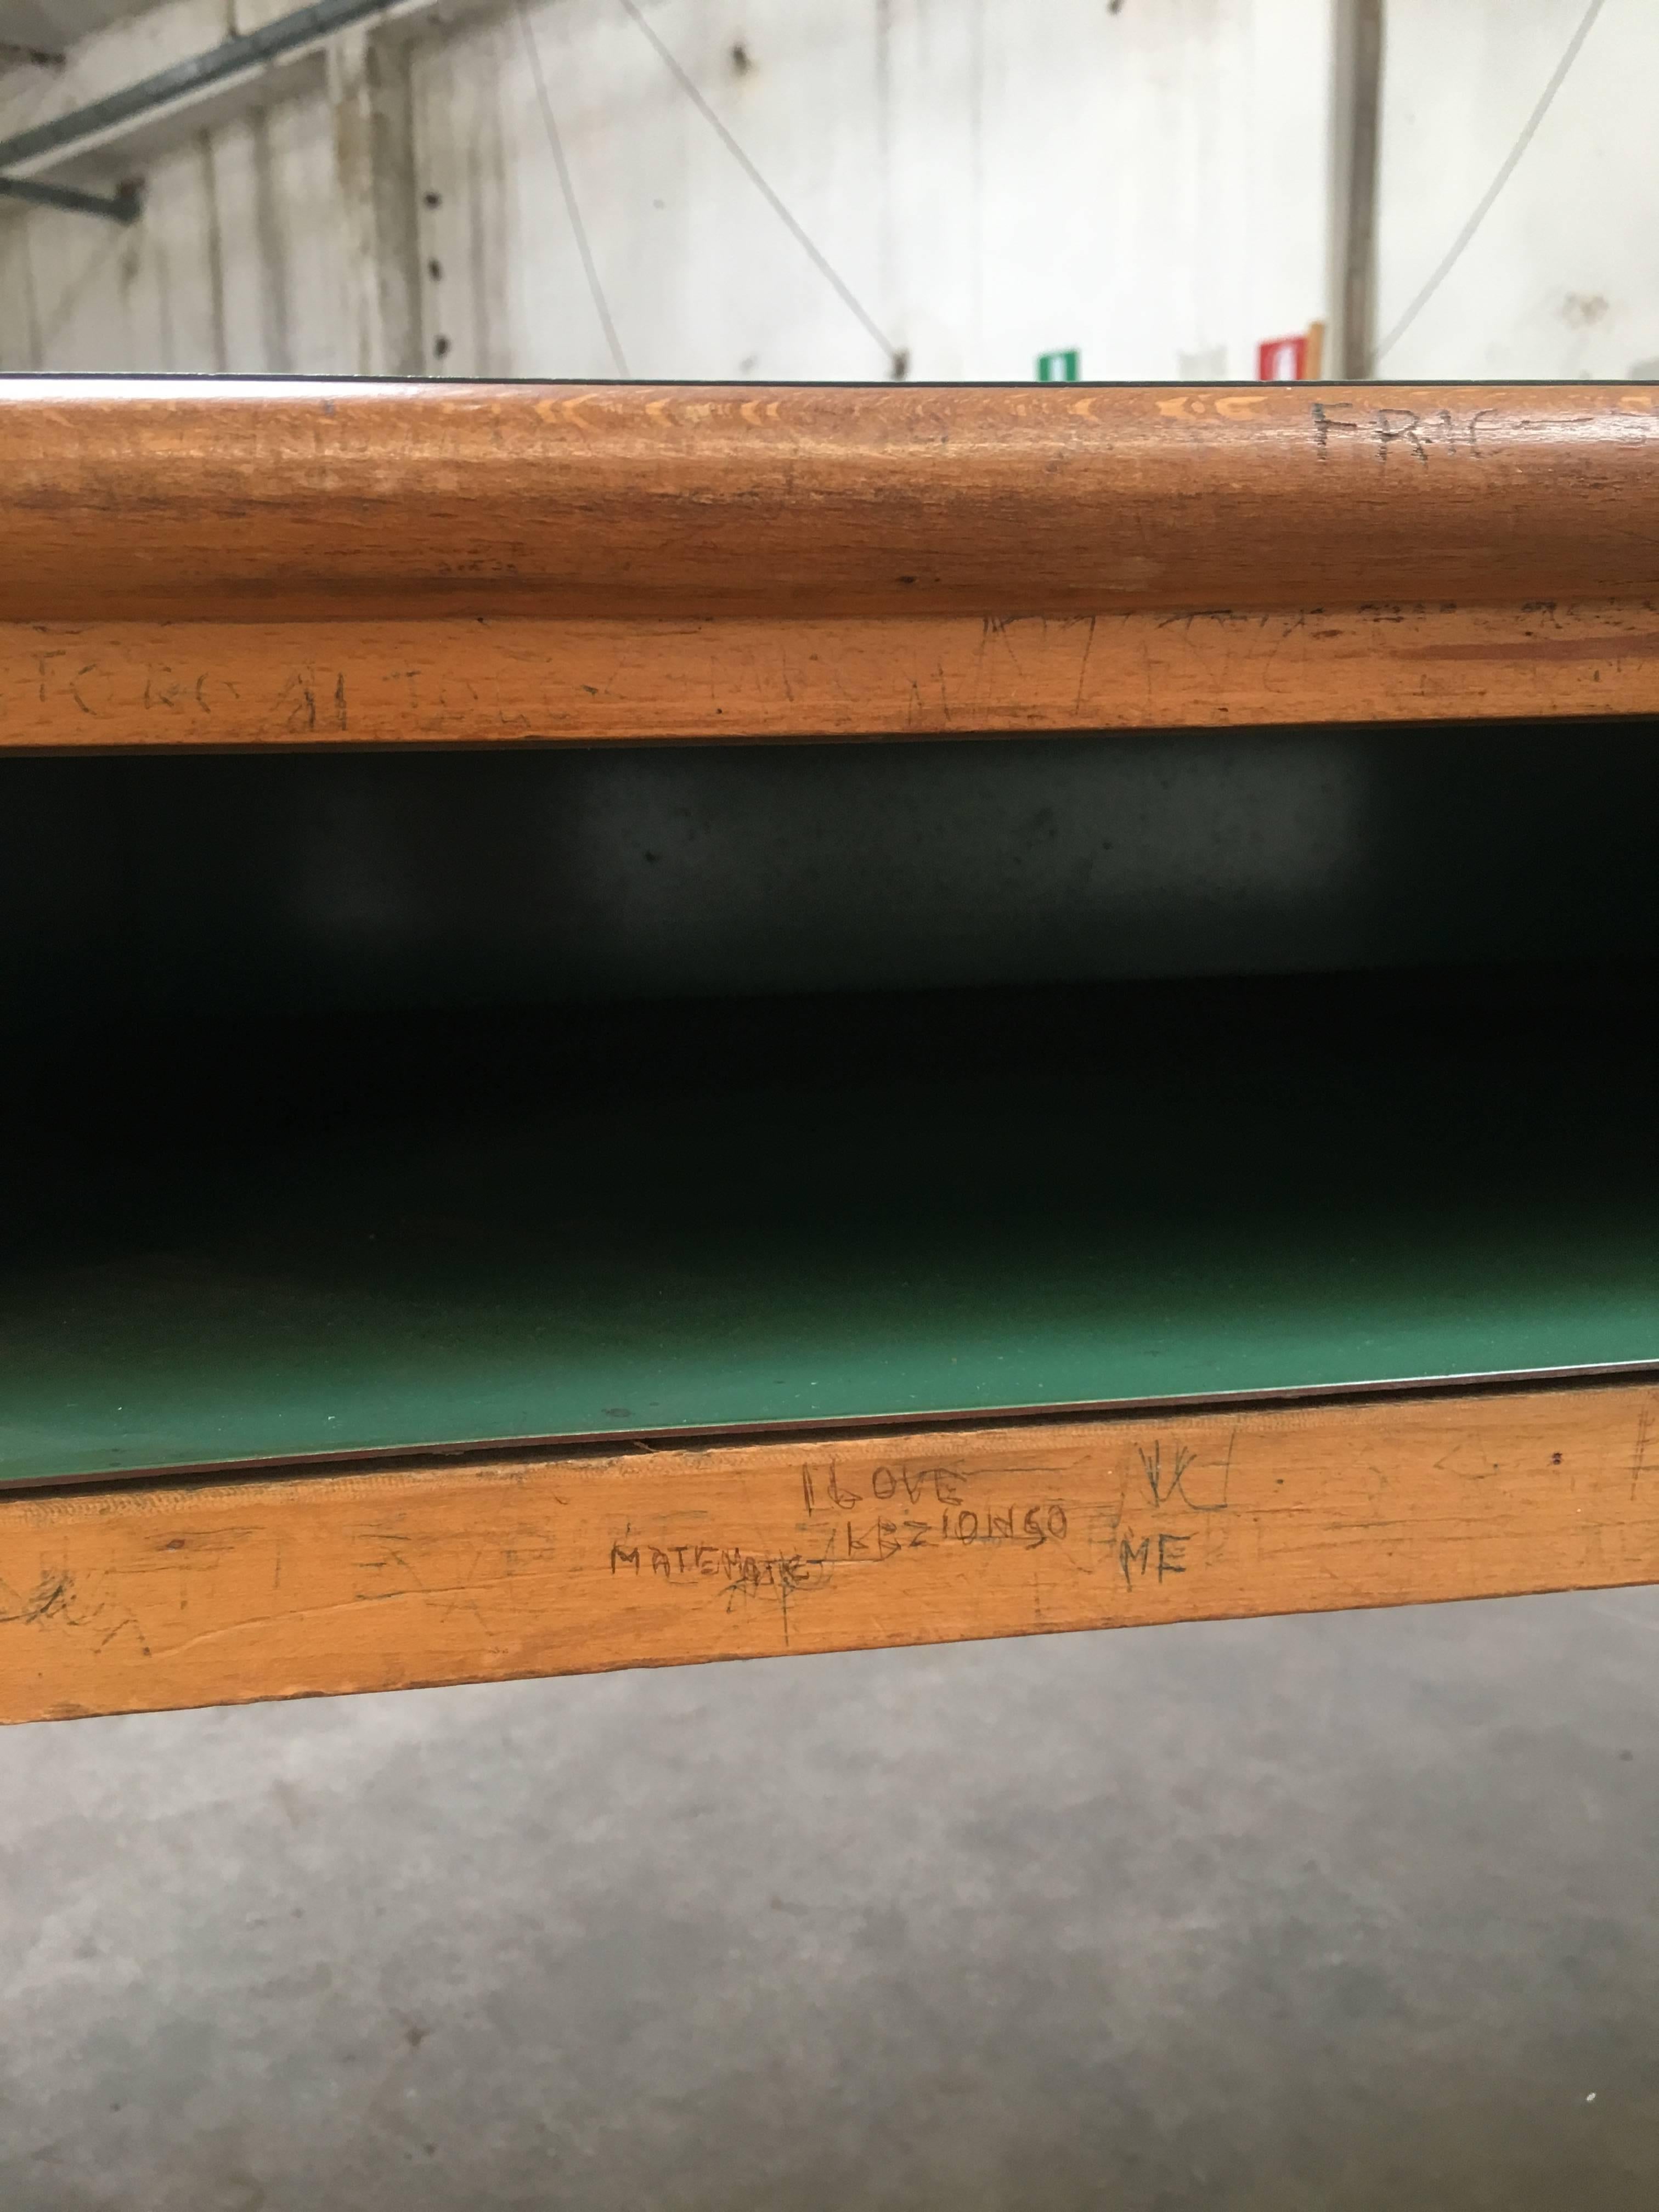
<box><xmin>5</xmin><ymin>1590</ymin><xmax>1659</xmax><ymax>2210</ymax></box>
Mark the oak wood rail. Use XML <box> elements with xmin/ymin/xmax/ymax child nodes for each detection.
<box><xmin>3</xmin><ymin>379</ymin><xmax>1657</xmax><ymax>744</ymax></box>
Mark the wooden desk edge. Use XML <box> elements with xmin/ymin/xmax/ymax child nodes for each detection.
<box><xmin>5</xmin><ymin>598</ymin><xmax>1658</xmax><ymax>750</ymax></box>
<box><xmin>4</xmin><ymin>1379</ymin><xmax>1656</xmax><ymax>1724</ymax></box>
<box><xmin>3</xmin><ymin>380</ymin><xmax>1658</xmax><ymax>623</ymax></box>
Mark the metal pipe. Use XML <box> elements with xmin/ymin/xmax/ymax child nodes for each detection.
<box><xmin>0</xmin><ymin>174</ymin><xmax>141</xmax><ymax>221</ymax></box>
<box><xmin>0</xmin><ymin>0</ymin><xmax>404</xmax><ymax>175</ymax></box>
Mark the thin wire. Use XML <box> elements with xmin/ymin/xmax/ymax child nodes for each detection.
<box><xmin>1373</xmin><ymin>0</ymin><xmax>1608</xmax><ymax>369</ymax></box>
<box><xmin>616</xmin><ymin>0</ymin><xmax>899</xmax><ymax>371</ymax></box>
<box><xmin>516</xmin><ymin>0</ymin><xmax>630</xmax><ymax>377</ymax></box>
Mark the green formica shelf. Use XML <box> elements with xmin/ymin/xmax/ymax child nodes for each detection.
<box><xmin>4</xmin><ymin>1005</ymin><xmax>1657</xmax><ymax>1487</ymax></box>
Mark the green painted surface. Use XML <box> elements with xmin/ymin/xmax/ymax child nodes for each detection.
<box><xmin>4</xmin><ymin>1040</ymin><xmax>1657</xmax><ymax>1486</ymax></box>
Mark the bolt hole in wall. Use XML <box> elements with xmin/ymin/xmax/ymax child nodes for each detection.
<box><xmin>0</xmin><ymin>0</ymin><xmax>1651</xmax><ymax>379</ymax></box>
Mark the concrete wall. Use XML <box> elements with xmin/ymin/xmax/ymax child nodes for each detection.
<box><xmin>408</xmin><ymin>0</ymin><xmax>1330</xmax><ymax>383</ymax></box>
<box><xmin>1376</xmin><ymin>0</ymin><xmax>1657</xmax><ymax>381</ymax></box>
<box><xmin>0</xmin><ymin>0</ymin><xmax>350</xmax><ymax>375</ymax></box>
<box><xmin>0</xmin><ymin>0</ymin><xmax>1331</xmax><ymax>380</ymax></box>
<box><xmin>0</xmin><ymin>0</ymin><xmax>1645</xmax><ymax>382</ymax></box>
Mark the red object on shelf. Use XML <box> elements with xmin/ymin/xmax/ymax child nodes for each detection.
<box><xmin>1257</xmin><ymin>334</ymin><xmax>1308</xmax><ymax>381</ymax></box>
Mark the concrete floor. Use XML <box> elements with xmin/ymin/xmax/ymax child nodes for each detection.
<box><xmin>5</xmin><ymin>1589</ymin><xmax>1659</xmax><ymax>2210</ymax></box>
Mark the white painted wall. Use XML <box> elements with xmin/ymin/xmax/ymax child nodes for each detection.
<box><xmin>0</xmin><ymin>0</ymin><xmax>1333</xmax><ymax>380</ymax></box>
<box><xmin>407</xmin><ymin>0</ymin><xmax>1331</xmax><ymax>383</ymax></box>
<box><xmin>0</xmin><ymin>0</ymin><xmax>1647</xmax><ymax>385</ymax></box>
<box><xmin>1375</xmin><ymin>0</ymin><xmax>1659</xmax><ymax>381</ymax></box>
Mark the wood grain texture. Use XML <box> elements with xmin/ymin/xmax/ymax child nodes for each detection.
<box><xmin>2</xmin><ymin>380</ymin><xmax>1656</xmax><ymax>624</ymax></box>
<box><xmin>8</xmin><ymin>597</ymin><xmax>1659</xmax><ymax>749</ymax></box>
<box><xmin>5</xmin><ymin>1383</ymin><xmax>1656</xmax><ymax>1723</ymax></box>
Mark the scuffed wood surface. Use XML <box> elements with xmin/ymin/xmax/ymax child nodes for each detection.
<box><xmin>8</xmin><ymin>599</ymin><xmax>1659</xmax><ymax>747</ymax></box>
<box><xmin>4</xmin><ymin>1383</ymin><xmax>1656</xmax><ymax>1723</ymax></box>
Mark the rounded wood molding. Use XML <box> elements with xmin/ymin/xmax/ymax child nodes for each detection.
<box><xmin>3</xmin><ymin>378</ymin><xmax>1655</xmax><ymax>621</ymax></box>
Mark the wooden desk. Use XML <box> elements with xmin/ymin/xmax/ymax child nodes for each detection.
<box><xmin>4</xmin><ymin>377</ymin><xmax>1657</xmax><ymax>1723</ymax></box>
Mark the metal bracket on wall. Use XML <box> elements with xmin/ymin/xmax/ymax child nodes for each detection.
<box><xmin>0</xmin><ymin>174</ymin><xmax>141</xmax><ymax>221</ymax></box>
<box><xmin>0</xmin><ymin>0</ymin><xmax>415</xmax><ymax>182</ymax></box>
